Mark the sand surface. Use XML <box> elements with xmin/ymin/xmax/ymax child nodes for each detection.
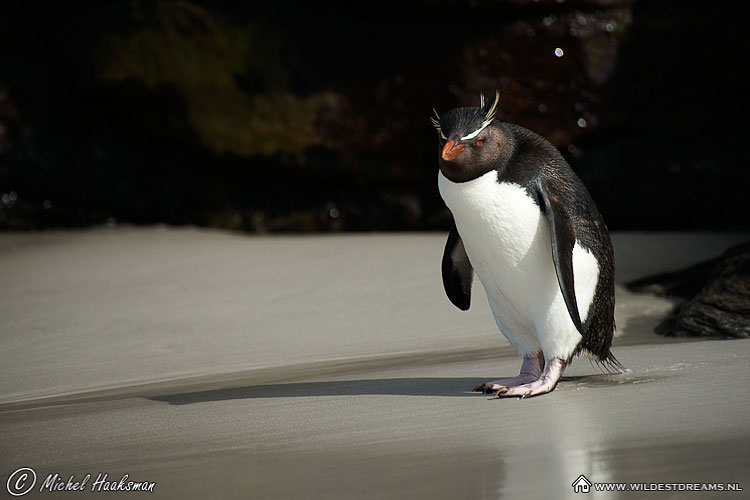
<box><xmin>1</xmin><ymin>228</ymin><xmax>748</xmax><ymax>499</ymax></box>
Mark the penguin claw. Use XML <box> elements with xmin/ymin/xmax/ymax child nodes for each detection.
<box><xmin>474</xmin><ymin>354</ymin><xmax>546</xmax><ymax>396</ymax></box>
<box><xmin>498</xmin><ymin>358</ymin><xmax>566</xmax><ymax>398</ymax></box>
<box><xmin>492</xmin><ymin>387</ymin><xmax>509</xmax><ymax>398</ymax></box>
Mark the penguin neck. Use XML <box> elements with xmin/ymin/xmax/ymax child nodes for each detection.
<box><xmin>490</xmin><ymin>123</ymin><xmax>517</xmax><ymax>179</ymax></box>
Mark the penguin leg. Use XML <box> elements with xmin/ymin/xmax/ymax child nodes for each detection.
<box><xmin>473</xmin><ymin>352</ymin><xmax>544</xmax><ymax>393</ymax></box>
<box><xmin>494</xmin><ymin>357</ymin><xmax>566</xmax><ymax>399</ymax></box>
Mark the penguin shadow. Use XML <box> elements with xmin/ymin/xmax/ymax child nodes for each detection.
<box><xmin>149</xmin><ymin>377</ymin><xmax>488</xmax><ymax>405</ymax></box>
<box><xmin>149</xmin><ymin>372</ymin><xmax>655</xmax><ymax>405</ymax></box>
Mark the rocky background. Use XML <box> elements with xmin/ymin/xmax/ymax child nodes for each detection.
<box><xmin>1</xmin><ymin>0</ymin><xmax>748</xmax><ymax>232</ymax></box>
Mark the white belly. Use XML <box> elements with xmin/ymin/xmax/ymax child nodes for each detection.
<box><xmin>438</xmin><ymin>170</ymin><xmax>599</xmax><ymax>359</ymax></box>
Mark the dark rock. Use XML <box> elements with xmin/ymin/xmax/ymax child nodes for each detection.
<box><xmin>627</xmin><ymin>243</ymin><xmax>750</xmax><ymax>338</ymax></box>
<box><xmin>1</xmin><ymin>1</ymin><xmax>749</xmax><ymax>232</ymax></box>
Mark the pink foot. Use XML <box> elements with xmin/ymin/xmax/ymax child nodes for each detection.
<box><xmin>473</xmin><ymin>353</ymin><xmax>544</xmax><ymax>393</ymax></box>
<box><xmin>494</xmin><ymin>357</ymin><xmax>566</xmax><ymax>399</ymax></box>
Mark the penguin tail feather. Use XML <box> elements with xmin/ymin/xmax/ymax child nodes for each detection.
<box><xmin>596</xmin><ymin>351</ymin><xmax>626</xmax><ymax>374</ymax></box>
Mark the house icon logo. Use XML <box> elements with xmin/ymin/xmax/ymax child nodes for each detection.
<box><xmin>572</xmin><ymin>474</ymin><xmax>592</xmax><ymax>493</ymax></box>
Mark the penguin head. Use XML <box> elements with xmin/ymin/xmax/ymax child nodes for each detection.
<box><xmin>431</xmin><ymin>92</ymin><xmax>506</xmax><ymax>183</ymax></box>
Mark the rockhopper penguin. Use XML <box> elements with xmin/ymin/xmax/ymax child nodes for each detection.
<box><xmin>433</xmin><ymin>92</ymin><xmax>622</xmax><ymax>398</ymax></box>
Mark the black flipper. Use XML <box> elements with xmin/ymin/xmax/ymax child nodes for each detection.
<box><xmin>442</xmin><ymin>223</ymin><xmax>473</xmax><ymax>311</ymax></box>
<box><xmin>535</xmin><ymin>179</ymin><xmax>583</xmax><ymax>333</ymax></box>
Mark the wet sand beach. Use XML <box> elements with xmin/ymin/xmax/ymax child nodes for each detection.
<box><xmin>1</xmin><ymin>228</ymin><xmax>748</xmax><ymax>499</ymax></box>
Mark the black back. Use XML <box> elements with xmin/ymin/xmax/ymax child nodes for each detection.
<box><xmin>498</xmin><ymin>123</ymin><xmax>619</xmax><ymax>367</ymax></box>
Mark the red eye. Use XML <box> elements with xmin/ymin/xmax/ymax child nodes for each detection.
<box><xmin>476</xmin><ymin>140</ymin><xmax>483</xmax><ymax>146</ymax></box>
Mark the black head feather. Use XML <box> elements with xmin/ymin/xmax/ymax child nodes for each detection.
<box><xmin>431</xmin><ymin>91</ymin><xmax>500</xmax><ymax>141</ymax></box>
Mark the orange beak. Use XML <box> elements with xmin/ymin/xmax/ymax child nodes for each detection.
<box><xmin>441</xmin><ymin>139</ymin><xmax>465</xmax><ymax>161</ymax></box>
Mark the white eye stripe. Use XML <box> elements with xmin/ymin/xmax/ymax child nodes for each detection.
<box><xmin>460</xmin><ymin>123</ymin><xmax>488</xmax><ymax>141</ymax></box>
